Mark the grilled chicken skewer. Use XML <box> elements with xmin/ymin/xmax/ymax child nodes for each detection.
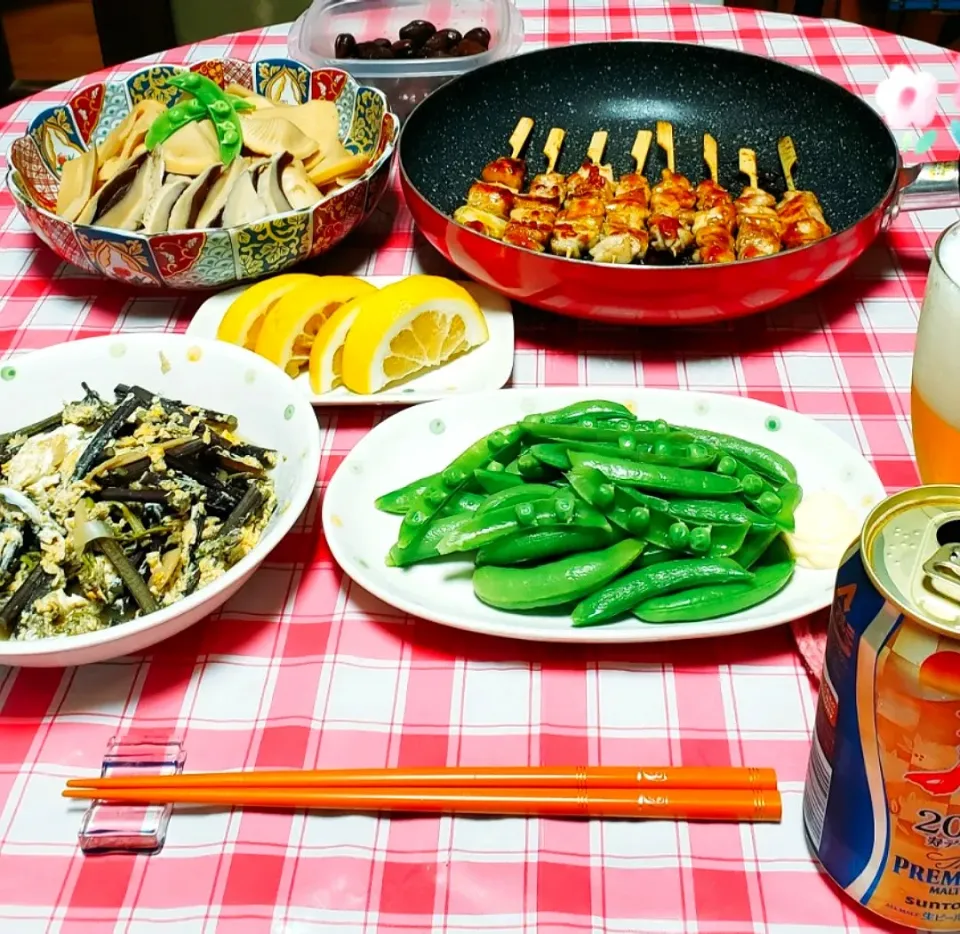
<box><xmin>550</xmin><ymin>131</ymin><xmax>615</xmax><ymax>259</ymax></box>
<box><xmin>647</xmin><ymin>122</ymin><xmax>696</xmax><ymax>257</ymax></box>
<box><xmin>453</xmin><ymin>117</ymin><xmax>535</xmax><ymax>240</ymax></box>
<box><xmin>734</xmin><ymin>148</ymin><xmax>781</xmax><ymax>260</ymax></box>
<box><xmin>776</xmin><ymin>137</ymin><xmax>831</xmax><ymax>249</ymax></box>
<box><xmin>503</xmin><ymin>127</ymin><xmax>566</xmax><ymax>253</ymax></box>
<box><xmin>692</xmin><ymin>134</ymin><xmax>737</xmax><ymax>265</ymax></box>
<box><xmin>590</xmin><ymin>129</ymin><xmax>653</xmax><ymax>265</ymax></box>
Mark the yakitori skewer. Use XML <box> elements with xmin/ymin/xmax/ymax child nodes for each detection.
<box><xmin>550</xmin><ymin>130</ymin><xmax>614</xmax><ymax>259</ymax></box>
<box><xmin>692</xmin><ymin>133</ymin><xmax>737</xmax><ymax>265</ymax></box>
<box><xmin>503</xmin><ymin>126</ymin><xmax>566</xmax><ymax>253</ymax></box>
<box><xmin>590</xmin><ymin>129</ymin><xmax>653</xmax><ymax>264</ymax></box>
<box><xmin>453</xmin><ymin>116</ymin><xmax>535</xmax><ymax>239</ymax></box>
<box><xmin>734</xmin><ymin>148</ymin><xmax>781</xmax><ymax>260</ymax></box>
<box><xmin>647</xmin><ymin>121</ymin><xmax>696</xmax><ymax>257</ymax></box>
<box><xmin>776</xmin><ymin>136</ymin><xmax>832</xmax><ymax>249</ymax></box>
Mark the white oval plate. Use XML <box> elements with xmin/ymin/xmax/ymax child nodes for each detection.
<box><xmin>185</xmin><ymin>276</ymin><xmax>515</xmax><ymax>406</ymax></box>
<box><xmin>322</xmin><ymin>388</ymin><xmax>887</xmax><ymax>644</ymax></box>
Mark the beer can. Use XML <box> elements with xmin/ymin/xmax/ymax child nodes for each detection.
<box><xmin>804</xmin><ymin>485</ymin><xmax>960</xmax><ymax>930</ymax></box>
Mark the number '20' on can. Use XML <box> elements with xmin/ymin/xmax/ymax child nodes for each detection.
<box><xmin>804</xmin><ymin>485</ymin><xmax>960</xmax><ymax>931</ymax></box>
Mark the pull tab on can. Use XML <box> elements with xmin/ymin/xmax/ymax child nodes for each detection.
<box><xmin>923</xmin><ymin>517</ymin><xmax>960</xmax><ymax>605</ymax></box>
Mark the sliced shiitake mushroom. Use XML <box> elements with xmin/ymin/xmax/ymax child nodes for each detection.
<box><xmin>56</xmin><ymin>145</ymin><xmax>99</xmax><ymax>223</ymax></box>
<box><xmin>255</xmin><ymin>153</ymin><xmax>292</xmax><ymax>215</ymax></box>
<box><xmin>167</xmin><ymin>164</ymin><xmax>223</xmax><ymax>231</ymax></box>
<box><xmin>141</xmin><ymin>174</ymin><xmax>191</xmax><ymax>234</ymax></box>
<box><xmin>280</xmin><ymin>158</ymin><xmax>322</xmax><ymax>211</ymax></box>
<box><xmin>194</xmin><ymin>156</ymin><xmax>247</xmax><ymax>229</ymax></box>
<box><xmin>96</xmin><ymin>148</ymin><xmax>164</xmax><ymax>231</ymax></box>
<box><xmin>75</xmin><ymin>150</ymin><xmax>149</xmax><ymax>226</ymax></box>
<box><xmin>221</xmin><ymin>166</ymin><xmax>268</xmax><ymax>227</ymax></box>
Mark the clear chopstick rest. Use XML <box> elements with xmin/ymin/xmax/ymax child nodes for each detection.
<box><xmin>77</xmin><ymin>734</ymin><xmax>185</xmax><ymax>855</ymax></box>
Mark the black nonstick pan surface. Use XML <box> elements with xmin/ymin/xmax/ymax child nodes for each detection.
<box><xmin>400</xmin><ymin>41</ymin><xmax>899</xmax><ymax>237</ymax></box>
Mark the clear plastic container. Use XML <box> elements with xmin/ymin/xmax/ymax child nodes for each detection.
<box><xmin>288</xmin><ymin>0</ymin><xmax>525</xmax><ymax>119</ymax></box>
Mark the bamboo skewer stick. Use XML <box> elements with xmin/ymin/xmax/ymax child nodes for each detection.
<box><xmin>67</xmin><ymin>765</ymin><xmax>779</xmax><ymax>792</ymax></box>
<box><xmin>586</xmin><ymin>129</ymin><xmax>609</xmax><ymax>167</ymax></box>
<box><xmin>704</xmin><ymin>133</ymin><xmax>720</xmax><ymax>184</ymax></box>
<box><xmin>739</xmin><ymin>147</ymin><xmax>759</xmax><ymax>189</ymax></box>
<box><xmin>543</xmin><ymin>127</ymin><xmax>566</xmax><ymax>173</ymax></box>
<box><xmin>509</xmin><ymin>116</ymin><xmax>535</xmax><ymax>159</ymax></box>
<box><xmin>632</xmin><ymin>128</ymin><xmax>653</xmax><ymax>174</ymax></box>
<box><xmin>657</xmin><ymin>121</ymin><xmax>675</xmax><ymax>173</ymax></box>
<box><xmin>778</xmin><ymin>136</ymin><xmax>798</xmax><ymax>192</ymax></box>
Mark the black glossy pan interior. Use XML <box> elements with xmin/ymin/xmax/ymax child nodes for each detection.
<box><xmin>400</xmin><ymin>41</ymin><xmax>898</xmax><ymax>235</ymax></box>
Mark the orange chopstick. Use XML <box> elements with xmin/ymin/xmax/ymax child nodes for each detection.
<box><xmin>66</xmin><ymin>765</ymin><xmax>777</xmax><ymax>792</ymax></box>
<box><xmin>62</xmin><ymin>785</ymin><xmax>782</xmax><ymax>822</ymax></box>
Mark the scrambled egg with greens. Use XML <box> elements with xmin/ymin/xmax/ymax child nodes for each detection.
<box><xmin>0</xmin><ymin>383</ymin><xmax>277</xmax><ymax>641</ymax></box>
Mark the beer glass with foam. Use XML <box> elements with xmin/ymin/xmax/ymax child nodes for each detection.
<box><xmin>912</xmin><ymin>221</ymin><xmax>960</xmax><ymax>484</ymax></box>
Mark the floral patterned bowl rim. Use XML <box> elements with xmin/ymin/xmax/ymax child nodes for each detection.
<box><xmin>5</xmin><ymin>58</ymin><xmax>399</xmax><ymax>239</ymax></box>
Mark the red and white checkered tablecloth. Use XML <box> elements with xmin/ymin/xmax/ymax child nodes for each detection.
<box><xmin>0</xmin><ymin>3</ymin><xmax>953</xmax><ymax>931</ymax></box>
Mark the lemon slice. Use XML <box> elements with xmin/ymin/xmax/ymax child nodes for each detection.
<box><xmin>216</xmin><ymin>273</ymin><xmax>320</xmax><ymax>351</ymax></box>
<box><xmin>254</xmin><ymin>276</ymin><xmax>377</xmax><ymax>378</ymax></box>
<box><xmin>308</xmin><ymin>298</ymin><xmax>364</xmax><ymax>394</ymax></box>
<box><xmin>341</xmin><ymin>276</ymin><xmax>488</xmax><ymax>395</ymax></box>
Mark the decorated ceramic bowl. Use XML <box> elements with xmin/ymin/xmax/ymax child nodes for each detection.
<box><xmin>6</xmin><ymin>58</ymin><xmax>398</xmax><ymax>289</ymax></box>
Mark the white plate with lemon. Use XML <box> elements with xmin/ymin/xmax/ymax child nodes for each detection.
<box><xmin>185</xmin><ymin>273</ymin><xmax>515</xmax><ymax>405</ymax></box>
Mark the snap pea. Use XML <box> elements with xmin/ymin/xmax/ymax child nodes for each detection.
<box><xmin>473</xmin><ymin>468</ymin><xmax>525</xmax><ymax>494</ymax></box>
<box><xmin>772</xmin><ymin>482</ymin><xmax>803</xmax><ymax>532</ymax></box>
<box><xmin>473</xmin><ymin>539</ymin><xmax>644</xmax><ymax>610</ymax></box>
<box><xmin>572</xmin><ymin>557</ymin><xmax>754</xmax><ymax>627</ymax></box>
<box><xmin>393</xmin><ymin>423</ymin><xmax>524</xmax><ymax>557</ymax></box>
<box><xmin>441</xmin><ymin>492</ymin><xmax>486</xmax><ymax>516</ymax></box>
<box><xmin>169</xmin><ymin>72</ymin><xmax>244</xmax><ymax>165</ymax></box>
<box><xmin>476</xmin><ymin>526</ymin><xmax>616</xmax><ymax>566</ymax></box>
<box><xmin>674</xmin><ymin>426</ymin><xmax>797</xmax><ymax>484</ymax></box>
<box><xmin>664</xmin><ymin>498</ymin><xmax>776</xmax><ymax>531</ymax></box>
<box><xmin>375</xmin><ymin>472</ymin><xmax>442</xmax><ymax>515</ymax></box>
<box><xmin>527</xmin><ymin>400</ymin><xmax>635</xmax><ymax>425</ymax></box>
<box><xmin>633</xmin><ymin>558</ymin><xmax>795</xmax><ymax>623</ymax></box>
<box><xmin>144</xmin><ymin>93</ymin><xmax>253</xmax><ymax>151</ymax></box>
<box><xmin>736</xmin><ymin>527</ymin><xmax>782</xmax><ymax>569</ymax></box>
<box><xmin>525</xmin><ymin>421</ymin><xmax>687</xmax><ymax>447</ymax></box>
<box><xmin>568</xmin><ymin>451</ymin><xmax>741</xmax><ymax>497</ymax></box>
<box><xmin>476</xmin><ymin>483</ymin><xmax>558</xmax><ymax>515</ymax></box>
<box><xmin>567</xmin><ymin>466</ymin><xmax>617</xmax><ymax>511</ymax></box>
<box><xmin>386</xmin><ymin>512</ymin><xmax>474</xmax><ymax>567</ymax></box>
<box><xmin>438</xmin><ymin>497</ymin><xmax>609</xmax><ymax>555</ymax></box>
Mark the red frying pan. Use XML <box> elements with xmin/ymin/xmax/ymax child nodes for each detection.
<box><xmin>398</xmin><ymin>41</ymin><xmax>955</xmax><ymax>325</ymax></box>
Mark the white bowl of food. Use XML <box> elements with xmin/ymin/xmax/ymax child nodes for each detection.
<box><xmin>0</xmin><ymin>334</ymin><xmax>321</xmax><ymax>667</ymax></box>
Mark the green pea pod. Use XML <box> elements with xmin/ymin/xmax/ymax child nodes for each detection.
<box><xmin>633</xmin><ymin>558</ymin><xmax>795</xmax><ymax>623</ymax></box>
<box><xmin>568</xmin><ymin>451</ymin><xmax>741</xmax><ymax>497</ymax></box>
<box><xmin>473</xmin><ymin>539</ymin><xmax>644</xmax><ymax>610</ymax></box>
<box><xmin>375</xmin><ymin>471</ymin><xmax>442</xmax><ymax>514</ymax></box>
<box><xmin>386</xmin><ymin>512</ymin><xmax>474</xmax><ymax>567</ymax></box>
<box><xmin>772</xmin><ymin>482</ymin><xmax>803</xmax><ymax>532</ymax></box>
<box><xmin>664</xmin><ymin>497</ymin><xmax>776</xmax><ymax>531</ymax></box>
<box><xmin>572</xmin><ymin>557</ymin><xmax>754</xmax><ymax>627</ymax></box>
<box><xmin>393</xmin><ymin>424</ymin><xmax>524</xmax><ymax>557</ymax></box>
<box><xmin>527</xmin><ymin>400</ymin><xmax>636</xmax><ymax>425</ymax></box>
<box><xmin>476</xmin><ymin>526</ymin><xmax>616</xmax><ymax>566</ymax></box>
<box><xmin>476</xmin><ymin>483</ymin><xmax>558</xmax><ymax>515</ymax></box>
<box><xmin>169</xmin><ymin>72</ymin><xmax>244</xmax><ymax>164</ymax></box>
<box><xmin>672</xmin><ymin>425</ymin><xmax>797</xmax><ymax>485</ymax></box>
<box><xmin>736</xmin><ymin>528</ymin><xmax>783</xmax><ymax>569</ymax></box>
<box><xmin>567</xmin><ymin>466</ymin><xmax>617</xmax><ymax>511</ymax></box>
<box><xmin>473</xmin><ymin>468</ymin><xmax>525</xmax><ymax>494</ymax></box>
<box><xmin>637</xmin><ymin>546</ymin><xmax>678</xmax><ymax>568</ymax></box>
<box><xmin>438</xmin><ymin>497</ymin><xmax>609</xmax><ymax>555</ymax></box>
<box><xmin>145</xmin><ymin>98</ymin><xmax>207</xmax><ymax>150</ymax></box>
<box><xmin>441</xmin><ymin>492</ymin><xmax>486</xmax><ymax>516</ymax></box>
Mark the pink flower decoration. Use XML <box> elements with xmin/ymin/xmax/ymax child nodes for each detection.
<box><xmin>875</xmin><ymin>65</ymin><xmax>939</xmax><ymax>128</ymax></box>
